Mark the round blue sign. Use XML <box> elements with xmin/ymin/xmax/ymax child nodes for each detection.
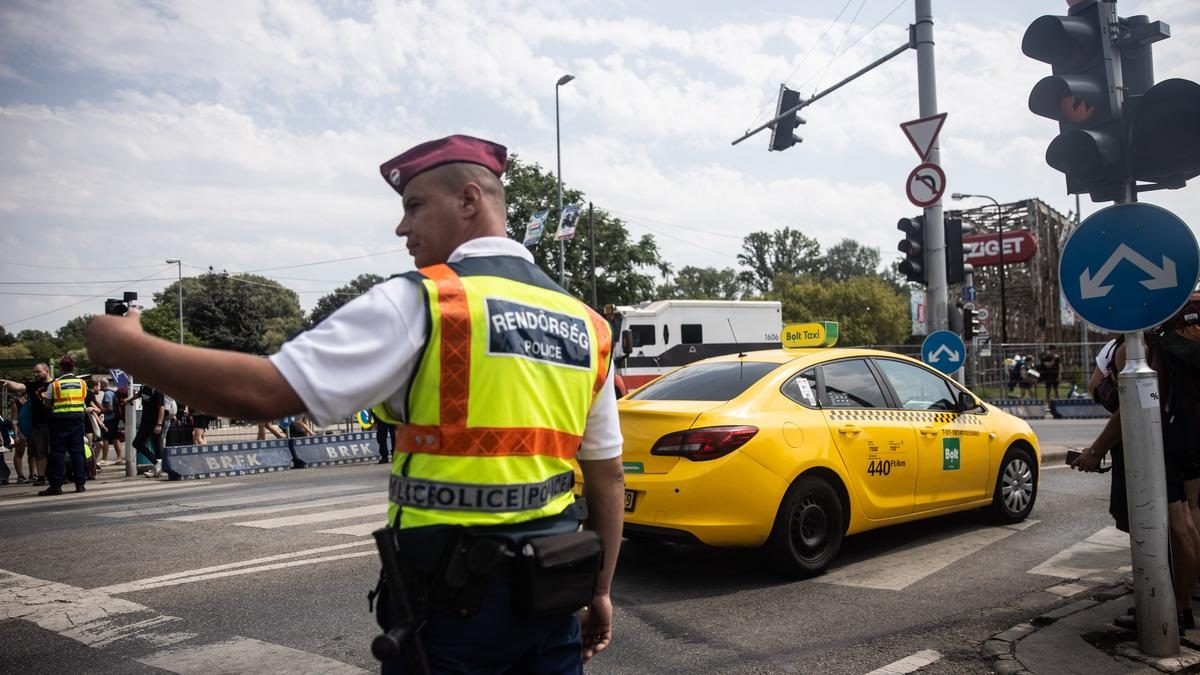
<box><xmin>1060</xmin><ymin>203</ymin><xmax>1199</xmax><ymax>333</ymax></box>
<box><xmin>921</xmin><ymin>330</ymin><xmax>966</xmax><ymax>375</ymax></box>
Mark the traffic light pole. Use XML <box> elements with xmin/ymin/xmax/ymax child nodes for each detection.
<box><xmin>1103</xmin><ymin>0</ymin><xmax>1177</xmax><ymax>655</ymax></box>
<box><xmin>914</xmin><ymin>0</ymin><xmax>947</xmax><ymax>333</ymax></box>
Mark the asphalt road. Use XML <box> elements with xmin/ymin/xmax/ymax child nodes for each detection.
<box><xmin>0</xmin><ymin>419</ymin><xmax>1116</xmax><ymax>674</ymax></box>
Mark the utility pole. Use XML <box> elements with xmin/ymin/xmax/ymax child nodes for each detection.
<box><xmin>166</xmin><ymin>259</ymin><xmax>183</xmax><ymax>344</ymax></box>
<box><xmin>588</xmin><ymin>202</ymin><xmax>597</xmax><ymax>309</ymax></box>
<box><xmin>914</xmin><ymin>0</ymin><xmax>947</xmax><ymax>333</ymax></box>
<box><xmin>1076</xmin><ymin>195</ymin><xmax>1088</xmax><ymax>380</ymax></box>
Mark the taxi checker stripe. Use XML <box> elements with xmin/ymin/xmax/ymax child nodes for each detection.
<box><xmin>388</xmin><ymin>470</ymin><xmax>574</xmax><ymax>512</ymax></box>
<box><xmin>422</xmin><ymin>264</ymin><xmax>470</xmax><ymax>427</ymax></box>
<box><xmin>396</xmin><ymin>425</ymin><xmax>583</xmax><ymax>459</ymax></box>
<box><xmin>584</xmin><ymin>307</ymin><xmax>612</xmax><ymax>398</ymax></box>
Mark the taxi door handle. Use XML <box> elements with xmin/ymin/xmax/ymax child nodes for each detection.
<box><xmin>837</xmin><ymin>424</ymin><xmax>861</xmax><ymax>435</ymax></box>
<box><xmin>919</xmin><ymin>427</ymin><xmax>939</xmax><ymax>437</ymax></box>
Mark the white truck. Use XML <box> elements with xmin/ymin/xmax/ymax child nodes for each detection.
<box><xmin>605</xmin><ymin>299</ymin><xmax>783</xmax><ymax>391</ymax></box>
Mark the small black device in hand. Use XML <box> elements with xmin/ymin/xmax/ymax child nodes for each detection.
<box><xmin>104</xmin><ymin>291</ymin><xmax>138</xmax><ymax>316</ymax></box>
<box><xmin>1066</xmin><ymin>449</ymin><xmax>1111</xmax><ymax>473</ymax></box>
<box><xmin>104</xmin><ymin>299</ymin><xmax>128</xmax><ymax>316</ymax></box>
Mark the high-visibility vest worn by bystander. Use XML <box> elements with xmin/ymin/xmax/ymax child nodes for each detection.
<box><xmin>50</xmin><ymin>375</ymin><xmax>87</xmax><ymax>416</ymax></box>
<box><xmin>375</xmin><ymin>257</ymin><xmax>611</xmax><ymax>530</ymax></box>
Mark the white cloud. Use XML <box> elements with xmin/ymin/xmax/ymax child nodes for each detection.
<box><xmin>1</xmin><ymin>0</ymin><xmax>1198</xmax><ymax>332</ymax></box>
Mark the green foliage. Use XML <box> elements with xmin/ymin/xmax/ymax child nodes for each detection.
<box><xmin>140</xmin><ymin>304</ymin><xmax>204</xmax><ymax>346</ymax></box>
<box><xmin>503</xmin><ymin>156</ymin><xmax>669</xmax><ymax>307</ymax></box>
<box><xmin>15</xmin><ymin>329</ymin><xmax>60</xmax><ymax>363</ymax></box>
<box><xmin>55</xmin><ymin>314</ymin><xmax>94</xmax><ymax>350</ymax></box>
<box><xmin>820</xmin><ymin>239</ymin><xmax>882</xmax><ymax>281</ymax></box>
<box><xmin>155</xmin><ymin>273</ymin><xmax>305</xmax><ymax>354</ymax></box>
<box><xmin>0</xmin><ymin>326</ymin><xmax>15</xmax><ymax>347</ymax></box>
<box><xmin>656</xmin><ymin>266</ymin><xmax>744</xmax><ymax>300</ymax></box>
<box><xmin>770</xmin><ymin>273</ymin><xmax>909</xmax><ymax>346</ymax></box>
<box><xmin>737</xmin><ymin>228</ymin><xmax>823</xmax><ymax>294</ymax></box>
<box><xmin>310</xmin><ymin>273</ymin><xmax>386</xmax><ymax>326</ymax></box>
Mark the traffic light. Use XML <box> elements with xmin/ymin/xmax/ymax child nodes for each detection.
<box><xmin>1022</xmin><ymin>1</ymin><xmax>1125</xmax><ymax>201</ymax></box>
<box><xmin>897</xmin><ymin>216</ymin><xmax>926</xmax><ymax>285</ymax></box>
<box><xmin>1129</xmin><ymin>78</ymin><xmax>1200</xmax><ymax>186</ymax></box>
<box><xmin>769</xmin><ymin>84</ymin><xmax>806</xmax><ymax>152</ymax></box>
<box><xmin>945</xmin><ymin>218</ymin><xmax>965</xmax><ymax>284</ymax></box>
<box><xmin>963</xmin><ymin>306</ymin><xmax>979</xmax><ymax>341</ymax></box>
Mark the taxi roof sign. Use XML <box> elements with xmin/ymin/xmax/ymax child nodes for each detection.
<box><xmin>782</xmin><ymin>321</ymin><xmax>839</xmax><ymax>349</ymax></box>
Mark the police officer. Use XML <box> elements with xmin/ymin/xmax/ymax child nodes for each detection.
<box><xmin>84</xmin><ymin>135</ymin><xmax>626</xmax><ymax>672</ymax></box>
<box><xmin>39</xmin><ymin>355</ymin><xmax>89</xmax><ymax>495</ymax></box>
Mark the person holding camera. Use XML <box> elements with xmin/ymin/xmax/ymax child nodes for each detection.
<box><xmin>85</xmin><ymin>135</ymin><xmax>625</xmax><ymax>673</ymax></box>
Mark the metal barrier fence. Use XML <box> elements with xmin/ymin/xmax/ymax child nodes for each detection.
<box><xmin>858</xmin><ymin>341</ymin><xmax>1109</xmax><ymax>400</ymax></box>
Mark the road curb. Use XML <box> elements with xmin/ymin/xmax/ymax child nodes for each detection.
<box><xmin>980</xmin><ymin>585</ymin><xmax>1123</xmax><ymax>674</ymax></box>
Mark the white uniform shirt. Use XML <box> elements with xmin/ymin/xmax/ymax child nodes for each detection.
<box><xmin>270</xmin><ymin>237</ymin><xmax>623</xmax><ymax>461</ymax></box>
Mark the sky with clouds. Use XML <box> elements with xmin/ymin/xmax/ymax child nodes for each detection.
<box><xmin>1</xmin><ymin>0</ymin><xmax>1198</xmax><ymax>334</ymax></box>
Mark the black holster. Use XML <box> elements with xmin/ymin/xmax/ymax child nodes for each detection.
<box><xmin>369</xmin><ymin>527</ymin><xmax>430</xmax><ymax>674</ymax></box>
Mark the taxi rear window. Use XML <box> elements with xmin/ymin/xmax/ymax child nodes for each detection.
<box><xmin>629</xmin><ymin>362</ymin><xmax>781</xmax><ymax>401</ymax></box>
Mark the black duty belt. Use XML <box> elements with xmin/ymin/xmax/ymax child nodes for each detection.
<box><xmin>387</xmin><ymin>470</ymin><xmax>575</xmax><ymax>512</ymax></box>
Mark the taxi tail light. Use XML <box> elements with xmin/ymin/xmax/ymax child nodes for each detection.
<box><xmin>650</xmin><ymin>426</ymin><xmax>759</xmax><ymax>462</ymax></box>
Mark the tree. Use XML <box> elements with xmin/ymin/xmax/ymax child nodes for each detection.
<box><xmin>155</xmin><ymin>273</ymin><xmax>305</xmax><ymax>354</ymax></box>
<box><xmin>140</xmin><ymin>304</ymin><xmax>204</xmax><ymax>346</ymax></box>
<box><xmin>55</xmin><ymin>314</ymin><xmax>94</xmax><ymax>351</ymax></box>
<box><xmin>15</xmin><ymin>329</ymin><xmax>60</xmax><ymax>363</ymax></box>
<box><xmin>310</xmin><ymin>274</ymin><xmax>386</xmax><ymax>325</ymax></box>
<box><xmin>737</xmin><ymin>228</ymin><xmax>823</xmax><ymax>294</ymax></box>
<box><xmin>0</xmin><ymin>325</ymin><xmax>15</xmax><ymax>347</ymax></box>
<box><xmin>503</xmin><ymin>156</ymin><xmax>670</xmax><ymax>307</ymax></box>
<box><xmin>656</xmin><ymin>266</ymin><xmax>744</xmax><ymax>300</ymax></box>
<box><xmin>819</xmin><ymin>239</ymin><xmax>882</xmax><ymax>281</ymax></box>
<box><xmin>770</xmin><ymin>274</ymin><xmax>909</xmax><ymax>345</ymax></box>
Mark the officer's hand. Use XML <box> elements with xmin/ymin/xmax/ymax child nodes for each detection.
<box><xmin>580</xmin><ymin>592</ymin><xmax>613</xmax><ymax>662</ymax></box>
<box><xmin>1071</xmin><ymin>449</ymin><xmax>1103</xmax><ymax>473</ymax></box>
<box><xmin>86</xmin><ymin>309</ymin><xmax>145</xmax><ymax>369</ymax></box>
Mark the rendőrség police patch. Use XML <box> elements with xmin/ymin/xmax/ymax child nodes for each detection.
<box><xmin>486</xmin><ymin>298</ymin><xmax>591</xmax><ymax>369</ymax></box>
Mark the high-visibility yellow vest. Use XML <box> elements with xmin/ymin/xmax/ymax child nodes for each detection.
<box><xmin>376</xmin><ymin>257</ymin><xmax>611</xmax><ymax>529</ymax></box>
<box><xmin>50</xmin><ymin>376</ymin><xmax>87</xmax><ymax>415</ymax></box>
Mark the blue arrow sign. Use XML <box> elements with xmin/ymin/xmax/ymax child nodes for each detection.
<box><xmin>921</xmin><ymin>330</ymin><xmax>965</xmax><ymax>375</ymax></box>
<box><xmin>1060</xmin><ymin>203</ymin><xmax>1199</xmax><ymax>333</ymax></box>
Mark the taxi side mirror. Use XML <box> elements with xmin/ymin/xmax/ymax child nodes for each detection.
<box><xmin>621</xmin><ymin>330</ymin><xmax>632</xmax><ymax>356</ymax></box>
<box><xmin>957</xmin><ymin>390</ymin><xmax>978</xmax><ymax>412</ymax></box>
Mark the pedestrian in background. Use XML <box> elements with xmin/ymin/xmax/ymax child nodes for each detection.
<box><xmin>375</xmin><ymin>417</ymin><xmax>393</xmax><ymax>465</ymax></box>
<box><xmin>39</xmin><ymin>355</ymin><xmax>88</xmax><ymax>495</ymax></box>
<box><xmin>133</xmin><ymin>384</ymin><xmax>165</xmax><ymax>478</ymax></box>
<box><xmin>85</xmin><ymin>134</ymin><xmax>625</xmax><ymax>673</ymax></box>
<box><xmin>2</xmin><ymin>364</ymin><xmax>53</xmax><ymax>486</ymax></box>
<box><xmin>1040</xmin><ymin>345</ymin><xmax>1062</xmax><ymax>402</ymax></box>
<box><xmin>99</xmin><ymin>378</ymin><xmax>121</xmax><ymax>464</ymax></box>
<box><xmin>10</xmin><ymin>392</ymin><xmax>30</xmax><ymax>483</ymax></box>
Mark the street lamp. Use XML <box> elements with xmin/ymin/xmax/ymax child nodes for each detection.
<box><xmin>950</xmin><ymin>193</ymin><xmax>1007</xmax><ymax>344</ymax></box>
<box><xmin>165</xmin><ymin>259</ymin><xmax>183</xmax><ymax>344</ymax></box>
<box><xmin>555</xmin><ymin>73</ymin><xmax>574</xmax><ymax>288</ymax></box>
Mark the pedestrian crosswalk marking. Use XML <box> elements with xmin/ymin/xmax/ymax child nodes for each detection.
<box><xmin>865</xmin><ymin>649</ymin><xmax>942</xmax><ymax>674</ymax></box>
<box><xmin>1</xmin><ymin>569</ymin><xmax>369</xmax><ymax>673</ymax></box>
<box><xmin>0</xmin><ymin>482</ymin><xmax>230</xmax><ymax>510</ymax></box>
<box><xmin>317</xmin><ymin>522</ymin><xmax>386</xmax><ymax>537</ymax></box>
<box><xmin>1027</xmin><ymin>526</ymin><xmax>1129</xmax><ymax>579</ymax></box>
<box><xmin>816</xmin><ymin>522</ymin><xmax>1033</xmax><ymax>591</ymax></box>
<box><xmin>164</xmin><ymin>492</ymin><xmax>378</xmax><ymax>522</ymax></box>
<box><xmin>95</xmin><ymin>484</ymin><xmax>373</xmax><ymax>518</ymax></box>
<box><xmin>233</xmin><ymin>503</ymin><xmax>386</xmax><ymax>529</ymax></box>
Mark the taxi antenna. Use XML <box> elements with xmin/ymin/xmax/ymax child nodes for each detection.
<box><xmin>727</xmin><ymin>319</ymin><xmax>746</xmax><ymax>358</ymax></box>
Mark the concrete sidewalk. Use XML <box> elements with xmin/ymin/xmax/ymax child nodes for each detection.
<box><xmin>987</xmin><ymin>580</ymin><xmax>1200</xmax><ymax>674</ymax></box>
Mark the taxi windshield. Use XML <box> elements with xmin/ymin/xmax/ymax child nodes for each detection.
<box><xmin>629</xmin><ymin>361</ymin><xmax>781</xmax><ymax>401</ymax></box>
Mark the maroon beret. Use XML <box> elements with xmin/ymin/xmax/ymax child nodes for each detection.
<box><xmin>379</xmin><ymin>134</ymin><xmax>507</xmax><ymax>196</ymax></box>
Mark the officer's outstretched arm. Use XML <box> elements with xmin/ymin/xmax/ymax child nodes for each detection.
<box><xmin>86</xmin><ymin>310</ymin><xmax>305</xmax><ymax>421</ymax></box>
<box><xmin>578</xmin><ymin>456</ymin><xmax>624</xmax><ymax>662</ymax></box>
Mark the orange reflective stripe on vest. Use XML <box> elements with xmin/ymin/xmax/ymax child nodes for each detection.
<box><xmin>397</xmin><ymin>424</ymin><xmax>582</xmax><ymax>459</ymax></box>
<box><xmin>423</xmin><ymin>264</ymin><xmax>471</xmax><ymax>427</ymax></box>
<box><xmin>584</xmin><ymin>308</ymin><xmax>612</xmax><ymax>398</ymax></box>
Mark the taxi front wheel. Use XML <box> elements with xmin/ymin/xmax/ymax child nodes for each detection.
<box><xmin>766</xmin><ymin>476</ymin><xmax>845</xmax><ymax>578</ymax></box>
<box><xmin>988</xmin><ymin>446</ymin><xmax>1038</xmax><ymax>523</ymax></box>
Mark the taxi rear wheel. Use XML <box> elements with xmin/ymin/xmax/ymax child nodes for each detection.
<box><xmin>767</xmin><ymin>476</ymin><xmax>845</xmax><ymax>577</ymax></box>
<box><xmin>989</xmin><ymin>446</ymin><xmax>1037</xmax><ymax>523</ymax></box>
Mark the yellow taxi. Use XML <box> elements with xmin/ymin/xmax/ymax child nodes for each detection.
<box><xmin>601</xmin><ymin>344</ymin><xmax>1040</xmax><ymax>577</ymax></box>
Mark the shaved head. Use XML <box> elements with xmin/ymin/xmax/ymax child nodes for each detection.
<box><xmin>430</xmin><ymin>162</ymin><xmax>506</xmax><ymax>210</ymax></box>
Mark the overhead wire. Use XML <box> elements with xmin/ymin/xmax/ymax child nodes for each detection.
<box><xmin>748</xmin><ymin>0</ymin><xmax>855</xmax><ymax>126</ymax></box>
<box><xmin>808</xmin><ymin>0</ymin><xmax>867</xmax><ymax>94</ymax></box>
<box><xmin>2</xmin><ymin>265</ymin><xmax>175</xmax><ymax>327</ymax></box>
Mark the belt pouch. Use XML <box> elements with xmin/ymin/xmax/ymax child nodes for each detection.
<box><xmin>515</xmin><ymin>530</ymin><xmax>603</xmax><ymax>617</ymax></box>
